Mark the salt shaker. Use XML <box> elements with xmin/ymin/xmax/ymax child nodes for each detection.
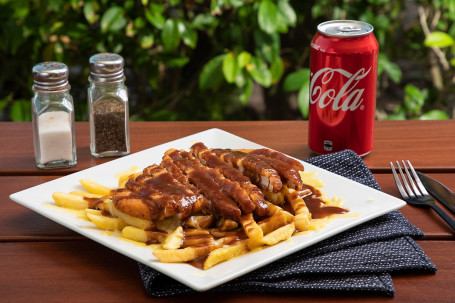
<box><xmin>31</xmin><ymin>62</ymin><xmax>77</xmax><ymax>169</ymax></box>
<box><xmin>88</xmin><ymin>53</ymin><xmax>130</xmax><ymax>157</ymax></box>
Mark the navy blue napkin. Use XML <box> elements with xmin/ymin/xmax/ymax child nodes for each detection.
<box><xmin>138</xmin><ymin>149</ymin><xmax>437</xmax><ymax>297</ymax></box>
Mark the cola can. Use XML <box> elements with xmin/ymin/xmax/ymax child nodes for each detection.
<box><xmin>308</xmin><ymin>20</ymin><xmax>379</xmax><ymax>156</ymax></box>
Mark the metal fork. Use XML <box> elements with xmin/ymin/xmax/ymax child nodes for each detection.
<box><xmin>390</xmin><ymin>160</ymin><xmax>455</xmax><ymax>231</ymax></box>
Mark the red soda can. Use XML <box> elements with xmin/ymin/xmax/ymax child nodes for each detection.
<box><xmin>308</xmin><ymin>20</ymin><xmax>379</xmax><ymax>156</ymax></box>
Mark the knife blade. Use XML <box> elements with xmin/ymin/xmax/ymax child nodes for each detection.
<box><xmin>417</xmin><ymin>171</ymin><xmax>455</xmax><ymax>214</ymax></box>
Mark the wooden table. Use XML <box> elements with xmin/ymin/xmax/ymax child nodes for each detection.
<box><xmin>1</xmin><ymin>121</ymin><xmax>454</xmax><ymax>302</ymax></box>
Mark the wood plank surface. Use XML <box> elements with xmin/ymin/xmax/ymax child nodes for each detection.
<box><xmin>1</xmin><ymin>121</ymin><xmax>454</xmax><ymax>303</ymax></box>
<box><xmin>0</xmin><ymin>240</ymin><xmax>452</xmax><ymax>303</ymax></box>
<box><xmin>1</xmin><ymin>120</ymin><xmax>454</xmax><ymax>175</ymax></box>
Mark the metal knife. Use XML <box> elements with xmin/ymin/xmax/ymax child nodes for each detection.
<box><xmin>417</xmin><ymin>171</ymin><xmax>455</xmax><ymax>214</ymax></box>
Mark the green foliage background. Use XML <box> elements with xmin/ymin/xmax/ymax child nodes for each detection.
<box><xmin>0</xmin><ymin>0</ymin><xmax>454</xmax><ymax>121</ymax></box>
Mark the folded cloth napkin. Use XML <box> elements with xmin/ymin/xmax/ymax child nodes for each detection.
<box><xmin>139</xmin><ymin>149</ymin><xmax>437</xmax><ymax>297</ymax></box>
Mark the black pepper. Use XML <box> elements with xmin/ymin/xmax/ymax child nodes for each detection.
<box><xmin>93</xmin><ymin>97</ymin><xmax>127</xmax><ymax>153</ymax></box>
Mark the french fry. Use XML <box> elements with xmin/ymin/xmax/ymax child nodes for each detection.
<box><xmin>299</xmin><ymin>171</ymin><xmax>325</xmax><ymax>188</ymax></box>
<box><xmin>52</xmin><ymin>192</ymin><xmax>89</xmax><ymax>210</ymax></box>
<box><xmin>118</xmin><ymin>172</ymin><xmax>142</xmax><ymax>188</ymax></box>
<box><xmin>284</xmin><ymin>186</ymin><xmax>312</xmax><ymax>232</ymax></box>
<box><xmin>80</xmin><ymin>179</ymin><xmax>112</xmax><ymax>196</ymax></box>
<box><xmin>122</xmin><ymin>226</ymin><xmax>148</xmax><ymax>243</ymax></box>
<box><xmin>162</xmin><ymin>226</ymin><xmax>184</xmax><ymax>250</ymax></box>
<box><xmin>69</xmin><ymin>191</ymin><xmax>103</xmax><ymax>199</ymax></box>
<box><xmin>294</xmin><ymin>213</ymin><xmax>311</xmax><ymax>231</ymax></box>
<box><xmin>203</xmin><ymin>242</ymin><xmax>247</xmax><ymax>270</ymax></box>
<box><xmin>258</xmin><ymin>212</ymin><xmax>288</xmax><ymax>235</ymax></box>
<box><xmin>240</xmin><ymin>213</ymin><xmax>263</xmax><ymax>249</ymax></box>
<box><xmin>153</xmin><ymin>245</ymin><xmax>213</xmax><ymax>263</ymax></box>
<box><xmin>265</xmin><ymin>201</ymin><xmax>294</xmax><ymax>222</ymax></box>
<box><xmin>262</xmin><ymin>222</ymin><xmax>295</xmax><ymax>245</ymax></box>
<box><xmin>122</xmin><ymin>226</ymin><xmax>168</xmax><ymax>243</ymax></box>
<box><xmin>85</xmin><ymin>209</ymin><xmax>127</xmax><ymax>231</ymax></box>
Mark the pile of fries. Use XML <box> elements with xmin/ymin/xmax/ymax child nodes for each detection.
<box><xmin>52</xmin><ymin>148</ymin><xmax>344</xmax><ymax>270</ymax></box>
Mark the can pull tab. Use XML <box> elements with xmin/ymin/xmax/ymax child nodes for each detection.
<box><xmin>338</xmin><ymin>25</ymin><xmax>362</xmax><ymax>33</ymax></box>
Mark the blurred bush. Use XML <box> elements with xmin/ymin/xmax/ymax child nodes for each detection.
<box><xmin>0</xmin><ymin>0</ymin><xmax>453</xmax><ymax>121</ymax></box>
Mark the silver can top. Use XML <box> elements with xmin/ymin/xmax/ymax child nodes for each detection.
<box><xmin>89</xmin><ymin>53</ymin><xmax>124</xmax><ymax>83</ymax></box>
<box><xmin>32</xmin><ymin>62</ymin><xmax>70</xmax><ymax>91</ymax></box>
<box><xmin>317</xmin><ymin>20</ymin><xmax>374</xmax><ymax>37</ymax></box>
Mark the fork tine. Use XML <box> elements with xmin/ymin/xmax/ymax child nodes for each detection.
<box><xmin>401</xmin><ymin>160</ymin><xmax>421</xmax><ymax>196</ymax></box>
<box><xmin>390</xmin><ymin>162</ymin><xmax>409</xmax><ymax>200</ymax></box>
<box><xmin>396</xmin><ymin>161</ymin><xmax>416</xmax><ymax>199</ymax></box>
<box><xmin>406</xmin><ymin>160</ymin><xmax>430</xmax><ymax>196</ymax></box>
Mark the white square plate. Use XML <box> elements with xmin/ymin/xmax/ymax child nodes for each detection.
<box><xmin>10</xmin><ymin>128</ymin><xmax>405</xmax><ymax>292</ymax></box>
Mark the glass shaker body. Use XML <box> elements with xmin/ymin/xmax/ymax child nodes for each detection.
<box><xmin>88</xmin><ymin>53</ymin><xmax>130</xmax><ymax>158</ymax></box>
<box><xmin>31</xmin><ymin>62</ymin><xmax>77</xmax><ymax>169</ymax></box>
<box><xmin>88</xmin><ymin>78</ymin><xmax>130</xmax><ymax>157</ymax></box>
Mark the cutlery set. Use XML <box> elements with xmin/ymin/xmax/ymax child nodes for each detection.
<box><xmin>391</xmin><ymin>160</ymin><xmax>455</xmax><ymax>231</ymax></box>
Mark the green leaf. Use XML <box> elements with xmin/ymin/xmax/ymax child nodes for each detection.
<box><xmin>247</xmin><ymin>57</ymin><xmax>272</xmax><ymax>87</ymax></box>
<box><xmin>277</xmin><ymin>0</ymin><xmax>296</xmax><ymax>27</ymax></box>
<box><xmin>192</xmin><ymin>13</ymin><xmax>218</xmax><ymax>29</ymax></box>
<box><xmin>253</xmin><ymin>30</ymin><xmax>280</xmax><ymax>63</ymax></box>
<box><xmin>157</xmin><ymin>52</ymin><xmax>190</xmax><ymax>67</ymax></box>
<box><xmin>177</xmin><ymin>20</ymin><xmax>198</xmax><ymax>49</ymax></box>
<box><xmin>275</xmin><ymin>13</ymin><xmax>289</xmax><ymax>34</ymax></box>
<box><xmin>229</xmin><ymin>0</ymin><xmax>244</xmax><ymax>8</ymax></box>
<box><xmin>124</xmin><ymin>0</ymin><xmax>135</xmax><ymax>11</ymax></box>
<box><xmin>140</xmin><ymin>34</ymin><xmax>154</xmax><ymax>48</ymax></box>
<box><xmin>404</xmin><ymin>84</ymin><xmax>425</xmax><ymax>108</ymax></box>
<box><xmin>84</xmin><ymin>1</ymin><xmax>100</xmax><ymax>24</ymax></box>
<box><xmin>161</xmin><ymin>19</ymin><xmax>181</xmax><ymax>50</ymax></box>
<box><xmin>378</xmin><ymin>53</ymin><xmax>402</xmax><ymax>83</ymax></box>
<box><xmin>222</xmin><ymin>52</ymin><xmax>239</xmax><ymax>84</ymax></box>
<box><xmin>424</xmin><ymin>31</ymin><xmax>455</xmax><ymax>48</ymax></box>
<box><xmin>283</xmin><ymin>68</ymin><xmax>310</xmax><ymax>92</ymax></box>
<box><xmin>199</xmin><ymin>54</ymin><xmax>226</xmax><ymax>90</ymax></box>
<box><xmin>237</xmin><ymin>51</ymin><xmax>252</xmax><ymax>69</ymax></box>
<box><xmin>258</xmin><ymin>0</ymin><xmax>278</xmax><ymax>34</ymax></box>
<box><xmin>239</xmin><ymin>77</ymin><xmax>253</xmax><ymax>105</ymax></box>
<box><xmin>235</xmin><ymin>70</ymin><xmax>247</xmax><ymax>87</ymax></box>
<box><xmin>134</xmin><ymin>17</ymin><xmax>146</xmax><ymax>29</ymax></box>
<box><xmin>387</xmin><ymin>112</ymin><xmax>406</xmax><ymax>120</ymax></box>
<box><xmin>297</xmin><ymin>84</ymin><xmax>310</xmax><ymax>119</ymax></box>
<box><xmin>10</xmin><ymin>100</ymin><xmax>31</xmax><ymax>122</ymax></box>
<box><xmin>0</xmin><ymin>99</ymin><xmax>8</xmax><ymax>115</ymax></box>
<box><xmin>100</xmin><ymin>6</ymin><xmax>127</xmax><ymax>33</ymax></box>
<box><xmin>419</xmin><ymin>110</ymin><xmax>449</xmax><ymax>120</ymax></box>
<box><xmin>145</xmin><ymin>3</ymin><xmax>165</xmax><ymax>29</ymax></box>
<box><xmin>50</xmin><ymin>22</ymin><xmax>64</xmax><ymax>33</ymax></box>
<box><xmin>270</xmin><ymin>57</ymin><xmax>284</xmax><ymax>84</ymax></box>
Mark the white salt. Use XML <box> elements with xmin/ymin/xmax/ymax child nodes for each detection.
<box><xmin>38</xmin><ymin>111</ymin><xmax>73</xmax><ymax>163</ymax></box>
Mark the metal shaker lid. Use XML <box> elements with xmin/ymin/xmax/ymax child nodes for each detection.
<box><xmin>32</xmin><ymin>62</ymin><xmax>70</xmax><ymax>91</ymax></box>
<box><xmin>317</xmin><ymin>20</ymin><xmax>374</xmax><ymax>37</ymax></box>
<box><xmin>89</xmin><ymin>53</ymin><xmax>124</xmax><ymax>83</ymax></box>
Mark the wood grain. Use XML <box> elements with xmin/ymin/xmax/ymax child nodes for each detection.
<box><xmin>1</xmin><ymin>120</ymin><xmax>454</xmax><ymax>175</ymax></box>
<box><xmin>0</xmin><ymin>241</ymin><xmax>452</xmax><ymax>303</ymax></box>
<box><xmin>1</xmin><ymin>120</ymin><xmax>454</xmax><ymax>303</ymax></box>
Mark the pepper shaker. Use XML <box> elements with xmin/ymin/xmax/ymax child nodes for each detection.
<box><xmin>88</xmin><ymin>53</ymin><xmax>130</xmax><ymax>157</ymax></box>
<box><xmin>31</xmin><ymin>62</ymin><xmax>77</xmax><ymax>169</ymax></box>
